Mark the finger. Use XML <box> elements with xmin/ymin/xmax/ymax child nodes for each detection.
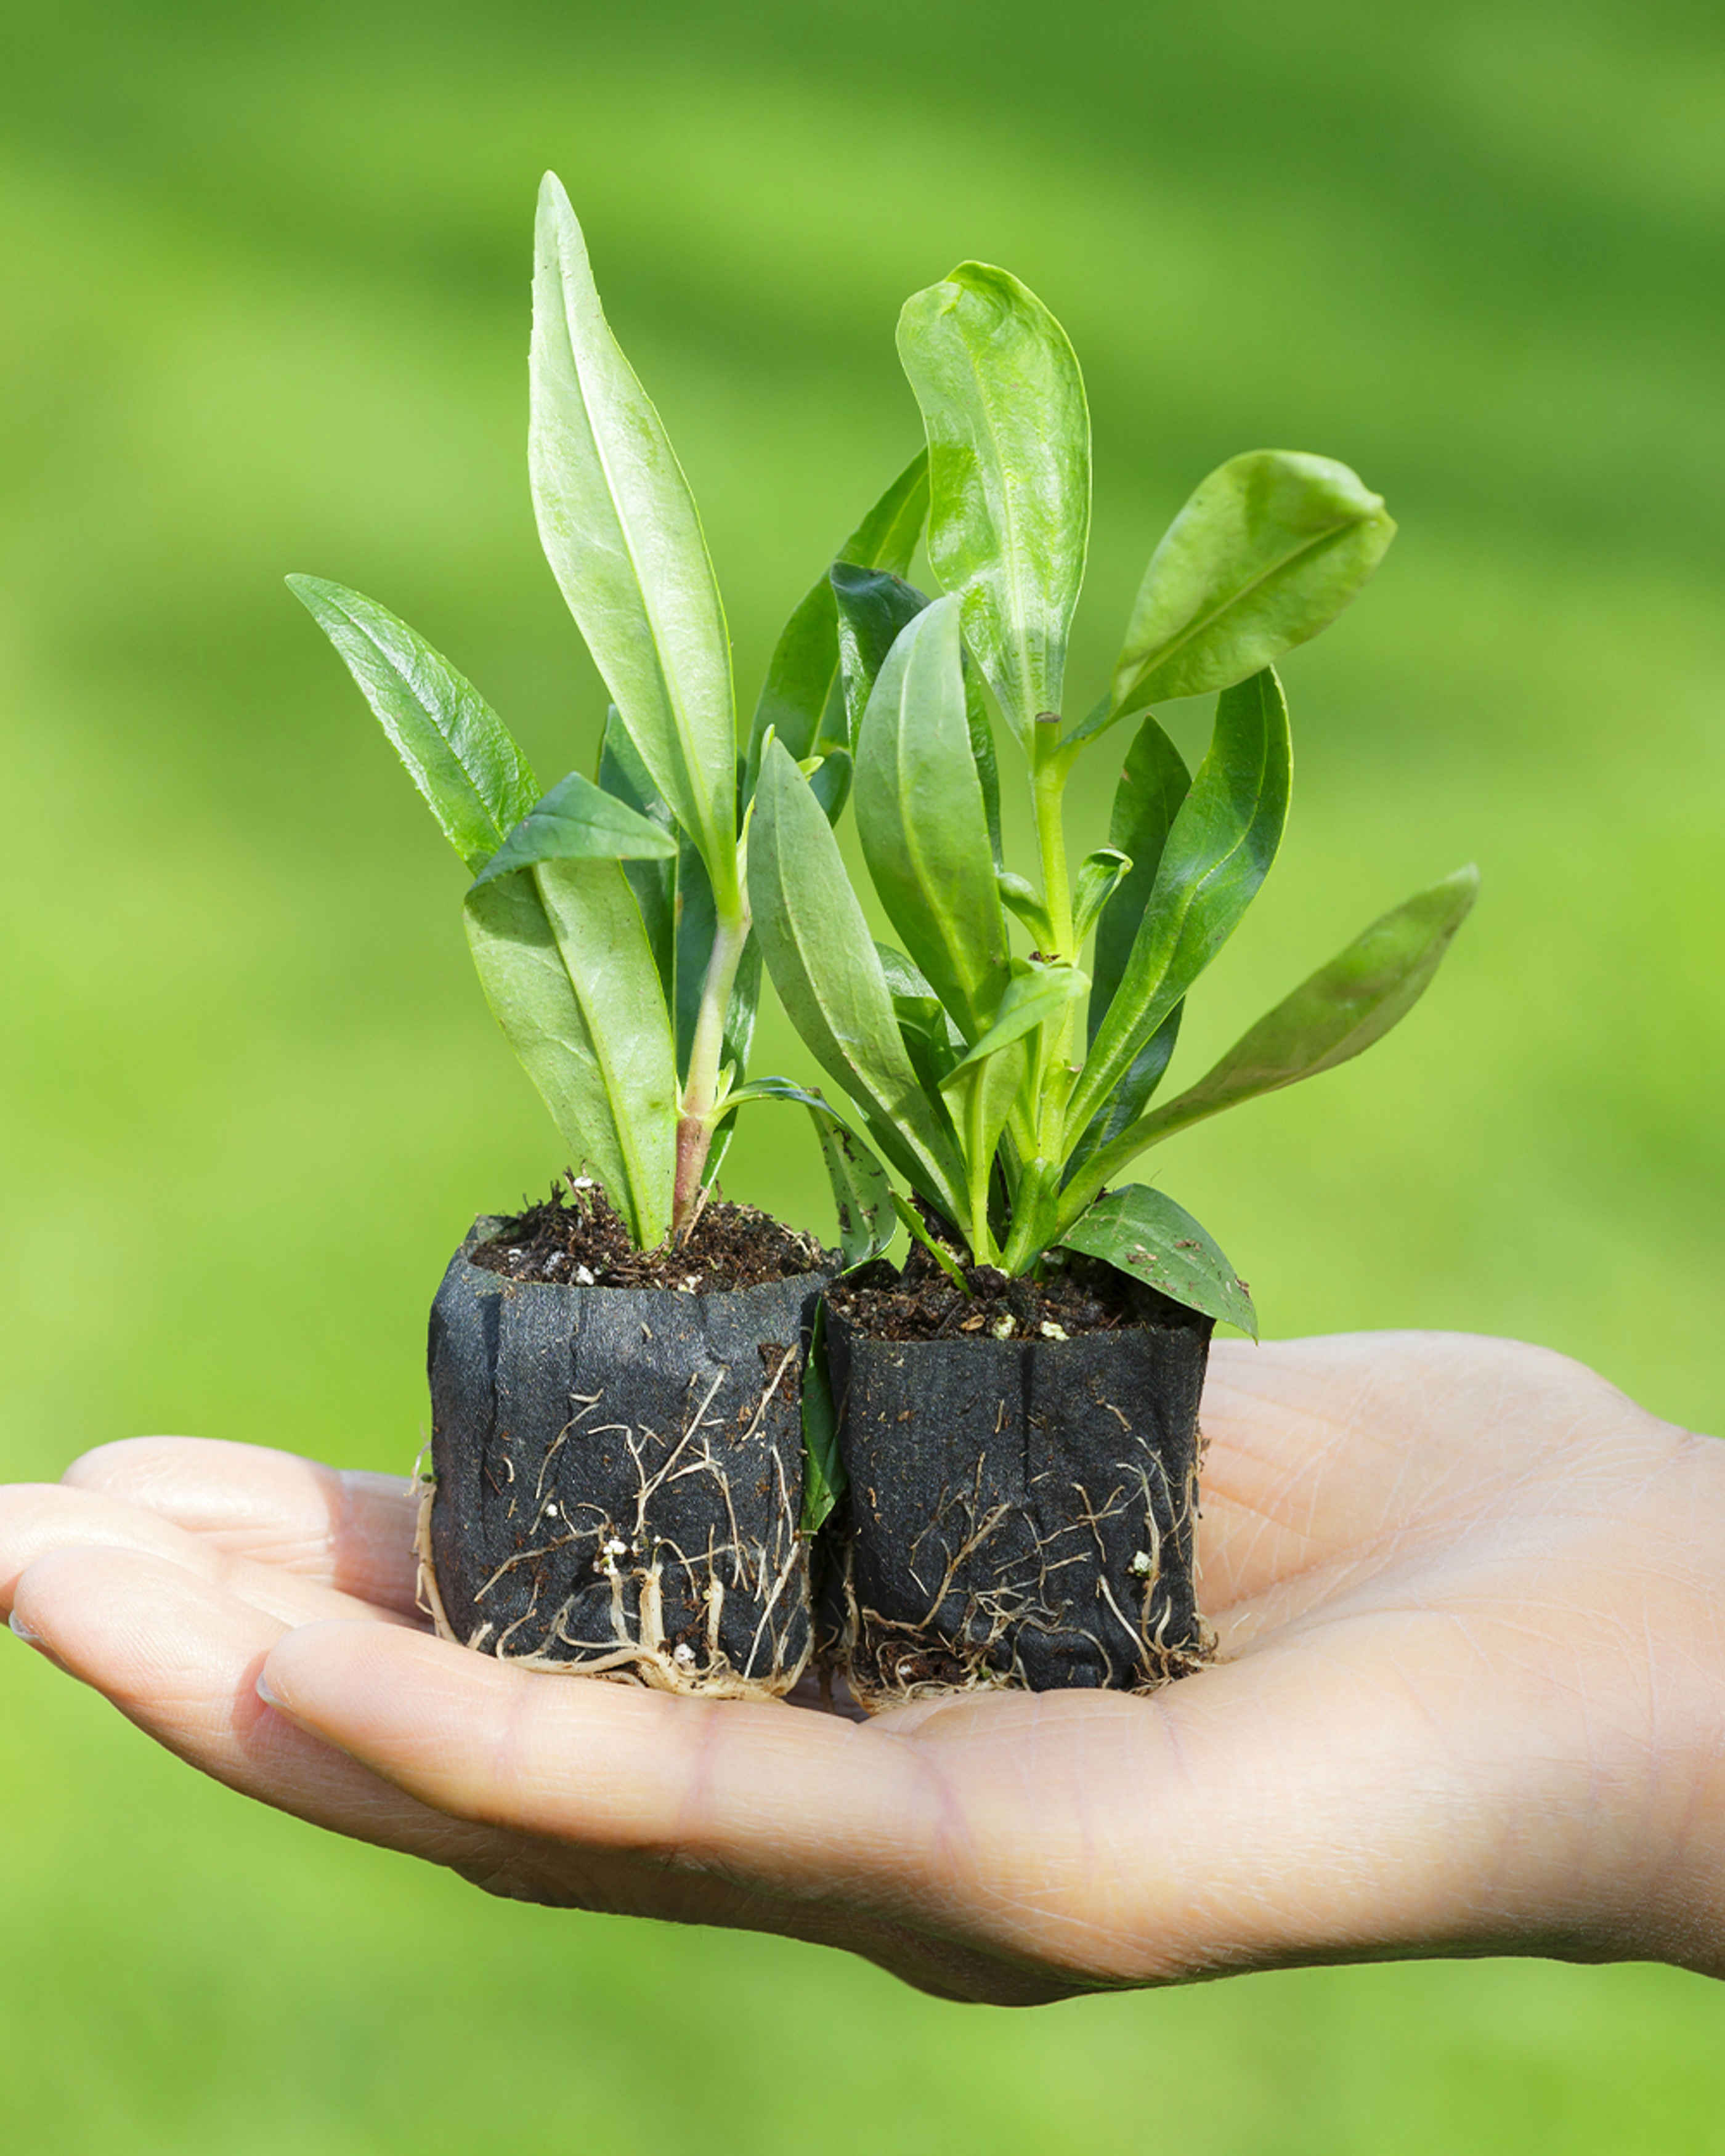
<box><xmin>7</xmin><ymin>1545</ymin><xmax>514</xmax><ymax>1878</ymax></box>
<box><xmin>0</xmin><ymin>1483</ymin><xmax>420</xmax><ymax>1631</ymax></box>
<box><xmin>63</xmin><ymin>1437</ymin><xmax>421</xmax><ymax>1615</ymax></box>
<box><xmin>254</xmin><ymin>1618</ymin><xmax>1079</xmax><ymax>1999</ymax></box>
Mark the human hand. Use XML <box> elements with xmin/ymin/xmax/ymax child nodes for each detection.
<box><xmin>2</xmin><ymin>1332</ymin><xmax>1721</xmax><ymax>2004</ymax></box>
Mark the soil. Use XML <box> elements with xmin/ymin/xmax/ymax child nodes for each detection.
<box><xmin>826</xmin><ymin>1234</ymin><xmax>1203</xmax><ymax>1343</ymax></box>
<box><xmin>472</xmin><ymin>1178</ymin><xmax>827</xmax><ymax>1292</ymax></box>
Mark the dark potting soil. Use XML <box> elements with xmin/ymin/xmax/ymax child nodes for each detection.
<box><xmin>825</xmin><ymin>1235</ymin><xmax>1191</xmax><ymax>1342</ymax></box>
<box><xmin>472</xmin><ymin>1180</ymin><xmax>827</xmax><ymax>1292</ymax></box>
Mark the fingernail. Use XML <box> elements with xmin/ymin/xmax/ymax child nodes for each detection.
<box><xmin>255</xmin><ymin>1667</ymin><xmax>285</xmax><ymax>1710</ymax></box>
<box><xmin>9</xmin><ymin>1610</ymin><xmax>45</xmax><ymax>1648</ymax></box>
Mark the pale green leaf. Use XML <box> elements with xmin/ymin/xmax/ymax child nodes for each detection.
<box><xmin>897</xmin><ymin>262</ymin><xmax>1090</xmax><ymax>740</ymax></box>
<box><xmin>854</xmin><ymin>598</ymin><xmax>1010</xmax><ymax>1040</ymax></box>
<box><xmin>469</xmin><ymin>768</ymin><xmax>677</xmax><ymax>886</ymax></box>
<box><xmin>530</xmin><ymin>173</ymin><xmax>737</xmax><ymax>899</ymax></box>
<box><xmin>463</xmin><ymin>860</ymin><xmax>676</xmax><ymax>1247</ymax></box>
<box><xmin>288</xmin><ymin>575</ymin><xmax>538</xmax><ymax>873</ymax></box>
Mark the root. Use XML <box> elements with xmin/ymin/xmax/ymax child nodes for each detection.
<box><xmin>834</xmin><ymin>1424</ymin><xmax>1216</xmax><ymax>1711</ymax></box>
<box><xmin>421</xmin><ymin>1363</ymin><xmax>812</xmax><ymax>1701</ymax></box>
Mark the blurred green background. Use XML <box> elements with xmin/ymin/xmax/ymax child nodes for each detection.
<box><xmin>2</xmin><ymin>0</ymin><xmax>1721</xmax><ymax>2146</ymax></box>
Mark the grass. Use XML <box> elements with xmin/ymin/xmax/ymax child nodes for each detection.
<box><xmin>1</xmin><ymin>0</ymin><xmax>1721</xmax><ymax>2144</ymax></box>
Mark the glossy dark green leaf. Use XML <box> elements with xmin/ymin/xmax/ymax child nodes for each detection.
<box><xmin>1060</xmin><ymin>1185</ymin><xmax>1257</xmax><ymax>1338</ymax></box>
<box><xmin>598</xmin><ymin>705</ymin><xmax>675</xmax><ymax>996</ymax></box>
<box><xmin>1106</xmin><ymin>450</ymin><xmax>1394</xmax><ymax>718</ymax></box>
<box><xmin>854</xmin><ymin>598</ymin><xmax>1011</xmax><ymax>1040</ymax></box>
<box><xmin>464</xmin><ymin>860</ymin><xmax>676</xmax><ymax>1247</ymax></box>
<box><xmin>469</xmin><ymin>768</ymin><xmax>676</xmax><ymax>887</ymax></box>
<box><xmin>746</xmin><ymin>740</ymin><xmax>967</xmax><ymax>1216</ymax></box>
<box><xmin>1088</xmin><ymin>710</ymin><xmax>1191</xmax><ymax>1042</ymax></box>
<box><xmin>744</xmin><ymin>452</ymin><xmax>928</xmax><ymax>785</ymax></box>
<box><xmin>1108</xmin><ymin>866</ymin><xmax>1480</xmax><ymax>1156</ymax></box>
<box><xmin>1067</xmin><ymin>668</ymin><xmax>1291</xmax><ymax>1146</ymax></box>
<box><xmin>287</xmin><ymin>576</ymin><xmax>538</xmax><ymax>873</ymax></box>
<box><xmin>800</xmin><ymin>1299</ymin><xmax>845</xmax><ymax>1534</ymax></box>
<box><xmin>832</xmin><ymin>564</ymin><xmax>1003</xmax><ymax>856</ymax></box>
<box><xmin>941</xmin><ymin>963</ymin><xmax>1087</xmax><ymax>1084</ymax></box>
<box><xmin>1065</xmin><ymin>1007</ymin><xmax>1184</xmax><ymax>1184</ymax></box>
<box><xmin>897</xmin><ymin>263</ymin><xmax>1090</xmax><ymax>741</ymax></box>
<box><xmin>808</xmin><ymin>747</ymin><xmax>853</xmax><ymax>825</ymax></box>
<box><xmin>672</xmin><ymin>835</ymin><xmax>717</xmax><ymax>1080</ymax></box>
<box><xmin>530</xmin><ymin>174</ymin><xmax>737</xmax><ymax>898</ymax></box>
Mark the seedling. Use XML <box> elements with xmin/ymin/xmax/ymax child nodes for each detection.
<box><xmin>749</xmin><ymin>262</ymin><xmax>1476</xmax><ymax>1331</ymax></box>
<box><xmin>291</xmin><ymin>174</ymin><xmax>898</xmax><ymax>1263</ymax></box>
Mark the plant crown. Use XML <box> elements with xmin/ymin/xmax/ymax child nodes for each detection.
<box><xmin>745</xmin><ymin>262</ymin><xmax>1477</xmax><ymax>1334</ymax></box>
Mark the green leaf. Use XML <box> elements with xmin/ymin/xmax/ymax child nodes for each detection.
<box><xmin>800</xmin><ymin>1299</ymin><xmax>845</xmax><ymax>1535</ymax></box>
<box><xmin>463</xmin><ymin>861</ymin><xmax>676</xmax><ymax>1247</ymax></box>
<box><xmin>890</xmin><ymin>1191</ymin><xmax>970</xmax><ymax>1291</ymax></box>
<box><xmin>530</xmin><ymin>174</ymin><xmax>737</xmax><ymax>901</ymax></box>
<box><xmin>941</xmin><ymin>962</ymin><xmax>1087</xmax><ymax>1084</ymax></box>
<box><xmin>807</xmin><ymin>747</ymin><xmax>853</xmax><ymax>825</ymax></box>
<box><xmin>672</xmin><ymin>834</ymin><xmax>718</xmax><ymax>1080</ymax></box>
<box><xmin>721</xmin><ymin>1076</ymin><xmax>893</xmax><ymax>1270</ymax></box>
<box><xmin>469</xmin><ymin>768</ymin><xmax>678</xmax><ymax>886</ymax></box>
<box><xmin>1110</xmin><ymin>866</ymin><xmax>1481</xmax><ymax>1154</ymax></box>
<box><xmin>854</xmin><ymin>598</ymin><xmax>1011</xmax><ymax>1041</ymax></box>
<box><xmin>1103</xmin><ymin>450</ymin><xmax>1394</xmax><ymax>722</ymax></box>
<box><xmin>746</xmin><ymin>740</ymin><xmax>967</xmax><ymax>1217</ymax></box>
<box><xmin>1072</xmin><ymin>848</ymin><xmax>1131</xmax><ymax>941</ymax></box>
<box><xmin>597</xmin><ymin>705</ymin><xmax>675</xmax><ymax>997</ymax></box>
<box><xmin>1067</xmin><ymin>668</ymin><xmax>1291</xmax><ymax>1146</ymax></box>
<box><xmin>897</xmin><ymin>262</ymin><xmax>1090</xmax><ymax>741</ymax></box>
<box><xmin>1060</xmin><ymin>1185</ymin><xmax>1257</xmax><ymax>1338</ymax></box>
<box><xmin>744</xmin><ymin>452</ymin><xmax>928</xmax><ymax>785</ymax></box>
<box><xmin>1089</xmin><ymin>710</ymin><xmax>1191</xmax><ymax>1040</ymax></box>
<box><xmin>996</xmin><ymin>871</ymin><xmax>1055</xmax><ymax>950</ymax></box>
<box><xmin>287</xmin><ymin>576</ymin><xmax>538</xmax><ymax>873</ymax></box>
<box><xmin>832</xmin><ymin>564</ymin><xmax>1004</xmax><ymax>858</ymax></box>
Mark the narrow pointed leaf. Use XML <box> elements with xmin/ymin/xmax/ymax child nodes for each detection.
<box><xmin>530</xmin><ymin>174</ymin><xmax>737</xmax><ymax>898</ymax></box>
<box><xmin>746</xmin><ymin>740</ymin><xmax>967</xmax><ymax>1215</ymax></box>
<box><xmin>720</xmin><ymin>1077</ymin><xmax>894</xmax><ymax>1270</ymax></box>
<box><xmin>855</xmin><ymin>598</ymin><xmax>1011</xmax><ymax>1041</ymax></box>
<box><xmin>1065</xmin><ymin>1007</ymin><xmax>1185</xmax><ymax>1182</ymax></box>
<box><xmin>1068</xmin><ymin>667</ymin><xmax>1291</xmax><ymax>1144</ymax></box>
<box><xmin>832</xmin><ymin>563</ymin><xmax>1002</xmax><ymax>852</ymax></box>
<box><xmin>744</xmin><ymin>452</ymin><xmax>928</xmax><ymax>784</ymax></box>
<box><xmin>996</xmin><ymin>870</ymin><xmax>1055</xmax><ymax>949</ymax></box>
<box><xmin>897</xmin><ymin>263</ymin><xmax>1090</xmax><ymax>739</ymax></box>
<box><xmin>1061</xmin><ymin>1185</ymin><xmax>1257</xmax><ymax>1337</ymax></box>
<box><xmin>800</xmin><ymin>1300</ymin><xmax>845</xmax><ymax>1533</ymax></box>
<box><xmin>288</xmin><ymin>576</ymin><xmax>538</xmax><ymax>873</ymax></box>
<box><xmin>941</xmin><ymin>963</ymin><xmax>1087</xmax><ymax>1084</ymax></box>
<box><xmin>1072</xmin><ymin>848</ymin><xmax>1132</xmax><ymax>941</ymax></box>
<box><xmin>1115</xmin><ymin>867</ymin><xmax>1481</xmax><ymax>1153</ymax></box>
<box><xmin>469</xmin><ymin>768</ymin><xmax>677</xmax><ymax>886</ymax></box>
<box><xmin>1104</xmin><ymin>450</ymin><xmax>1394</xmax><ymax>723</ymax></box>
<box><xmin>808</xmin><ymin>747</ymin><xmax>853</xmax><ymax>824</ymax></box>
<box><xmin>1089</xmin><ymin>710</ymin><xmax>1191</xmax><ymax>1039</ymax></box>
<box><xmin>463</xmin><ymin>861</ymin><xmax>676</xmax><ymax>1247</ymax></box>
<box><xmin>598</xmin><ymin>705</ymin><xmax>675</xmax><ymax>995</ymax></box>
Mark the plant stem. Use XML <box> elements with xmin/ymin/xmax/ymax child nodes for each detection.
<box><xmin>671</xmin><ymin>896</ymin><xmax>750</xmax><ymax>1236</ymax></box>
<box><xmin>1029</xmin><ymin>731</ymin><xmax>1081</xmax><ymax>1169</ymax></box>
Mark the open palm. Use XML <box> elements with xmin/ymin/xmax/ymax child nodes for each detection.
<box><xmin>4</xmin><ymin>1331</ymin><xmax>1721</xmax><ymax>2004</ymax></box>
